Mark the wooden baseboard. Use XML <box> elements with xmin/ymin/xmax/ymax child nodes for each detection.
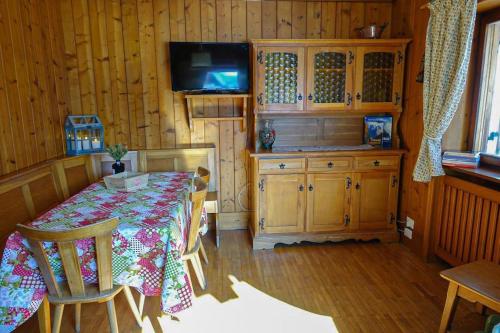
<box><xmin>219</xmin><ymin>212</ymin><xmax>249</xmax><ymax>230</ymax></box>
<box><xmin>252</xmin><ymin>230</ymin><xmax>399</xmax><ymax>250</ymax></box>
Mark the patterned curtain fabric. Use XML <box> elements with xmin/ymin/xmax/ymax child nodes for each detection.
<box><xmin>413</xmin><ymin>0</ymin><xmax>477</xmax><ymax>182</ymax></box>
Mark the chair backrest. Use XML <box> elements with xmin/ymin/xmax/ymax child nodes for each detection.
<box><xmin>0</xmin><ymin>163</ymin><xmax>63</xmax><ymax>245</ymax></box>
<box><xmin>137</xmin><ymin>146</ymin><xmax>216</xmax><ymax>191</ymax></box>
<box><xmin>186</xmin><ymin>178</ymin><xmax>207</xmax><ymax>253</ymax></box>
<box><xmin>17</xmin><ymin>217</ymin><xmax>119</xmax><ymax>299</ymax></box>
<box><xmin>53</xmin><ymin>155</ymin><xmax>95</xmax><ymax>199</ymax></box>
<box><xmin>196</xmin><ymin>166</ymin><xmax>210</xmax><ymax>185</ymax></box>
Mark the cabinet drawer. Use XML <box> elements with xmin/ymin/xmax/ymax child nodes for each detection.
<box><xmin>259</xmin><ymin>158</ymin><xmax>306</xmax><ymax>173</ymax></box>
<box><xmin>354</xmin><ymin>156</ymin><xmax>399</xmax><ymax>170</ymax></box>
<box><xmin>307</xmin><ymin>157</ymin><xmax>352</xmax><ymax>172</ymax></box>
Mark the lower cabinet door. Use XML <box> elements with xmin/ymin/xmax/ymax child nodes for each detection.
<box><xmin>352</xmin><ymin>171</ymin><xmax>398</xmax><ymax>230</ymax></box>
<box><xmin>258</xmin><ymin>174</ymin><xmax>306</xmax><ymax>233</ymax></box>
<box><xmin>306</xmin><ymin>173</ymin><xmax>351</xmax><ymax>232</ymax></box>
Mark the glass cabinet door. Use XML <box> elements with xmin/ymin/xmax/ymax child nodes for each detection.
<box><xmin>306</xmin><ymin>47</ymin><xmax>354</xmax><ymax>110</ymax></box>
<box><xmin>354</xmin><ymin>47</ymin><xmax>405</xmax><ymax>111</ymax></box>
<box><xmin>256</xmin><ymin>47</ymin><xmax>305</xmax><ymax>111</ymax></box>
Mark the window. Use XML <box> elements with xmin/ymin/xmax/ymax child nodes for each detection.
<box><xmin>474</xmin><ymin>19</ymin><xmax>500</xmax><ymax>156</ymax></box>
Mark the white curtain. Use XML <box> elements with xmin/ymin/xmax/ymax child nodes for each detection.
<box><xmin>413</xmin><ymin>0</ymin><xmax>477</xmax><ymax>182</ymax></box>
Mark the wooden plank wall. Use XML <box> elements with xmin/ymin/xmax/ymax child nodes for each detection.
<box><xmin>53</xmin><ymin>0</ymin><xmax>407</xmax><ymax>227</ymax></box>
<box><xmin>0</xmin><ymin>0</ymin><xmax>71</xmax><ymax>175</ymax></box>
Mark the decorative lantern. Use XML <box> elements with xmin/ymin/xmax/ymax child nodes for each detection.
<box><xmin>65</xmin><ymin>115</ymin><xmax>105</xmax><ymax>156</ymax></box>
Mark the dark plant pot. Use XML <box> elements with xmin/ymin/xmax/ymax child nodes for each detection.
<box><xmin>112</xmin><ymin>160</ymin><xmax>125</xmax><ymax>174</ymax></box>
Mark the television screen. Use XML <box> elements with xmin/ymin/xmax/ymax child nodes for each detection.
<box><xmin>169</xmin><ymin>42</ymin><xmax>250</xmax><ymax>93</ymax></box>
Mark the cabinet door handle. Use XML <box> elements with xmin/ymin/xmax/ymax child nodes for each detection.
<box><xmin>348</xmin><ymin>51</ymin><xmax>354</xmax><ymax>64</ymax></box>
<box><xmin>391</xmin><ymin>176</ymin><xmax>398</xmax><ymax>187</ymax></box>
<box><xmin>279</xmin><ymin>163</ymin><xmax>286</xmax><ymax>169</ymax></box>
<box><xmin>389</xmin><ymin>213</ymin><xmax>395</xmax><ymax>224</ymax></box>
<box><xmin>346</xmin><ymin>177</ymin><xmax>352</xmax><ymax>189</ymax></box>
<box><xmin>397</xmin><ymin>51</ymin><xmax>403</xmax><ymax>64</ymax></box>
<box><xmin>373</xmin><ymin>160</ymin><xmax>380</xmax><ymax>167</ymax></box>
<box><xmin>394</xmin><ymin>93</ymin><xmax>401</xmax><ymax>105</ymax></box>
<box><xmin>308</xmin><ymin>184</ymin><xmax>314</xmax><ymax>191</ymax></box>
<box><xmin>344</xmin><ymin>215</ymin><xmax>350</xmax><ymax>226</ymax></box>
<box><xmin>257</xmin><ymin>50</ymin><xmax>264</xmax><ymax>64</ymax></box>
<box><xmin>346</xmin><ymin>93</ymin><xmax>352</xmax><ymax>106</ymax></box>
<box><xmin>297</xmin><ymin>93</ymin><xmax>303</xmax><ymax>101</ymax></box>
<box><xmin>356</xmin><ymin>92</ymin><xmax>361</xmax><ymax>100</ymax></box>
<box><xmin>327</xmin><ymin>161</ymin><xmax>334</xmax><ymax>168</ymax></box>
<box><xmin>299</xmin><ymin>184</ymin><xmax>304</xmax><ymax>192</ymax></box>
<box><xmin>308</xmin><ymin>93</ymin><xmax>313</xmax><ymax>101</ymax></box>
<box><xmin>257</xmin><ymin>93</ymin><xmax>263</xmax><ymax>106</ymax></box>
<box><xmin>355</xmin><ymin>183</ymin><xmax>360</xmax><ymax>190</ymax></box>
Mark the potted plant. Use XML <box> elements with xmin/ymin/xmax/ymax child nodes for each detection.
<box><xmin>106</xmin><ymin>144</ymin><xmax>128</xmax><ymax>174</ymax></box>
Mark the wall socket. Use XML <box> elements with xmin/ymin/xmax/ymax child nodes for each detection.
<box><xmin>406</xmin><ymin>216</ymin><xmax>415</xmax><ymax>229</ymax></box>
<box><xmin>404</xmin><ymin>227</ymin><xmax>413</xmax><ymax>239</ymax></box>
<box><xmin>404</xmin><ymin>216</ymin><xmax>415</xmax><ymax>239</ymax></box>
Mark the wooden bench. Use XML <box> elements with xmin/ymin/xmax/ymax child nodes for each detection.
<box><xmin>439</xmin><ymin>260</ymin><xmax>500</xmax><ymax>333</ymax></box>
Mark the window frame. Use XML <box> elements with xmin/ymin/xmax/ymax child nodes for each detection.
<box><xmin>469</xmin><ymin>8</ymin><xmax>500</xmax><ymax>159</ymax></box>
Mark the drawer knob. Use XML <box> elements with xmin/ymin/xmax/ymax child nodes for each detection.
<box><xmin>327</xmin><ymin>161</ymin><xmax>334</xmax><ymax>168</ymax></box>
<box><xmin>373</xmin><ymin>160</ymin><xmax>380</xmax><ymax>167</ymax></box>
<box><xmin>308</xmin><ymin>184</ymin><xmax>314</xmax><ymax>191</ymax></box>
<box><xmin>279</xmin><ymin>163</ymin><xmax>286</xmax><ymax>169</ymax></box>
<box><xmin>299</xmin><ymin>184</ymin><xmax>304</xmax><ymax>192</ymax></box>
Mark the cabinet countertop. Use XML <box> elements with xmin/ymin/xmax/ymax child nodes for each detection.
<box><xmin>248</xmin><ymin>147</ymin><xmax>407</xmax><ymax>157</ymax></box>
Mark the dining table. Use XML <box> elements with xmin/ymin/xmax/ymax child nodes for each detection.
<box><xmin>0</xmin><ymin>171</ymin><xmax>202</xmax><ymax>333</ymax></box>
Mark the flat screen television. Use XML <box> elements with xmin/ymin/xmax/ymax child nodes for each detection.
<box><xmin>169</xmin><ymin>42</ymin><xmax>249</xmax><ymax>94</ymax></box>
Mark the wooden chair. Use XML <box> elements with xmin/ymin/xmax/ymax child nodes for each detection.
<box><xmin>439</xmin><ymin>260</ymin><xmax>500</xmax><ymax>333</ymax></box>
<box><xmin>138</xmin><ymin>178</ymin><xmax>208</xmax><ymax>315</ymax></box>
<box><xmin>197</xmin><ymin>166</ymin><xmax>220</xmax><ymax>248</ymax></box>
<box><xmin>17</xmin><ymin>218</ymin><xmax>142</xmax><ymax>333</ymax></box>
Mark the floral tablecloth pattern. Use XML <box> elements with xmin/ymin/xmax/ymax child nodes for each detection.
<box><xmin>0</xmin><ymin>172</ymin><xmax>197</xmax><ymax>333</ymax></box>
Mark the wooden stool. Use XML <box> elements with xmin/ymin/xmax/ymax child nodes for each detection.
<box><xmin>439</xmin><ymin>261</ymin><xmax>500</xmax><ymax>333</ymax></box>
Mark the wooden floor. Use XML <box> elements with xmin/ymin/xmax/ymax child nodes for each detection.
<box><xmin>17</xmin><ymin>231</ymin><xmax>485</xmax><ymax>333</ymax></box>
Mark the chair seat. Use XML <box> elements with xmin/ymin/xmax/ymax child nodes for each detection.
<box><xmin>48</xmin><ymin>284</ymin><xmax>124</xmax><ymax>305</ymax></box>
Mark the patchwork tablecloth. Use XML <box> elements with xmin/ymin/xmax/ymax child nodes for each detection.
<box><xmin>0</xmin><ymin>172</ymin><xmax>197</xmax><ymax>332</ymax></box>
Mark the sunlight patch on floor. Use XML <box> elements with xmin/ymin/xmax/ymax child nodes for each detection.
<box><xmin>151</xmin><ymin>275</ymin><xmax>338</xmax><ymax>333</ymax></box>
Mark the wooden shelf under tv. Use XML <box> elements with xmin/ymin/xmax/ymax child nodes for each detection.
<box><xmin>185</xmin><ymin>94</ymin><xmax>251</xmax><ymax>131</ymax></box>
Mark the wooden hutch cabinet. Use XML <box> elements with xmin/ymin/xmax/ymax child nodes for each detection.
<box><xmin>249</xmin><ymin>39</ymin><xmax>410</xmax><ymax>249</ymax></box>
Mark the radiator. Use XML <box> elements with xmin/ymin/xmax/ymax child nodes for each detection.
<box><xmin>434</xmin><ymin>175</ymin><xmax>499</xmax><ymax>266</ymax></box>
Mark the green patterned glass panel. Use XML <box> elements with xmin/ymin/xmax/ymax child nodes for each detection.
<box><xmin>313</xmin><ymin>52</ymin><xmax>346</xmax><ymax>104</ymax></box>
<box><xmin>362</xmin><ymin>52</ymin><xmax>395</xmax><ymax>103</ymax></box>
<box><xmin>264</xmin><ymin>52</ymin><xmax>298</xmax><ymax>104</ymax></box>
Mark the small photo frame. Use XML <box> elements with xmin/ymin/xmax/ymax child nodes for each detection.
<box><xmin>364</xmin><ymin>115</ymin><xmax>392</xmax><ymax>148</ymax></box>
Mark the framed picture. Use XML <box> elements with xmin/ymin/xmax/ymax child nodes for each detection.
<box><xmin>364</xmin><ymin>116</ymin><xmax>392</xmax><ymax>148</ymax></box>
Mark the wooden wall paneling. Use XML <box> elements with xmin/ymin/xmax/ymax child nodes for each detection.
<box><xmin>105</xmin><ymin>0</ymin><xmax>131</xmax><ymax>147</ymax></box>
<box><xmin>185</xmin><ymin>0</ymin><xmax>202</xmax><ymax>41</ymax></box>
<box><xmin>60</xmin><ymin>0</ymin><xmax>82</xmax><ymax>116</ymax></box>
<box><xmin>31</xmin><ymin>0</ymin><xmax>61</xmax><ymax>162</ymax></box>
<box><xmin>321</xmin><ymin>2</ymin><xmax>337</xmax><ymax>39</ymax></box>
<box><xmin>292</xmin><ymin>1</ymin><xmax>306</xmax><ymax>39</ymax></box>
<box><xmin>73</xmin><ymin>0</ymin><xmax>97</xmax><ymax>115</ymax></box>
<box><xmin>307</xmin><ymin>2</ymin><xmax>322</xmax><ymax>39</ymax></box>
<box><xmin>349</xmin><ymin>3</ymin><xmax>365</xmax><ymax>38</ymax></box>
<box><xmin>122</xmin><ymin>0</ymin><xmax>146</xmax><ymax>149</ymax></box>
<box><xmin>20</xmin><ymin>0</ymin><xmax>46</xmax><ymax>164</ymax></box>
<box><xmin>232</xmin><ymin>3</ymin><xmax>248</xmax><ymax>213</ymax></box>
<box><xmin>335</xmin><ymin>3</ymin><xmax>351</xmax><ymax>38</ymax></box>
<box><xmin>154</xmin><ymin>0</ymin><xmax>176</xmax><ymax>149</ymax></box>
<box><xmin>170</xmin><ymin>0</ymin><xmax>191</xmax><ymax>145</ymax></box>
<box><xmin>277</xmin><ymin>1</ymin><xmax>292</xmax><ymax>39</ymax></box>
<box><xmin>45</xmin><ymin>0</ymin><xmax>72</xmax><ymax>156</ymax></box>
<box><xmin>89</xmin><ymin>0</ymin><xmax>115</xmax><ymax>146</ymax></box>
<box><xmin>0</xmin><ymin>0</ymin><xmax>30</xmax><ymax>170</ymax></box>
<box><xmin>262</xmin><ymin>0</ymin><xmax>277</xmax><ymax>38</ymax></box>
<box><xmin>9</xmin><ymin>0</ymin><xmax>38</xmax><ymax>166</ymax></box>
<box><xmin>39</xmin><ymin>0</ymin><xmax>66</xmax><ymax>159</ymax></box>
<box><xmin>138</xmin><ymin>0</ymin><xmax>161</xmax><ymax>149</ymax></box>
